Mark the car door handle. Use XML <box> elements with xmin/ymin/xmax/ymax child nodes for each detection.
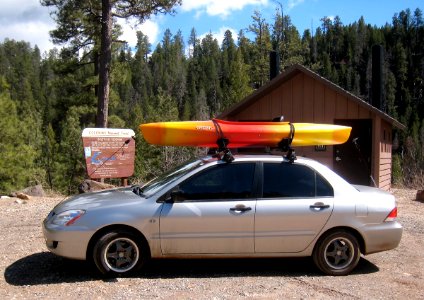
<box><xmin>230</xmin><ymin>205</ymin><xmax>252</xmax><ymax>213</ymax></box>
<box><xmin>310</xmin><ymin>202</ymin><xmax>330</xmax><ymax>209</ymax></box>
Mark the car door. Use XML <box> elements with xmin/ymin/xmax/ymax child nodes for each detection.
<box><xmin>255</xmin><ymin>162</ymin><xmax>334</xmax><ymax>253</ymax></box>
<box><xmin>160</xmin><ymin>162</ymin><xmax>257</xmax><ymax>254</ymax></box>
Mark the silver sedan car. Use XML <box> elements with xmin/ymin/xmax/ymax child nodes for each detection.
<box><xmin>43</xmin><ymin>155</ymin><xmax>402</xmax><ymax>276</ymax></box>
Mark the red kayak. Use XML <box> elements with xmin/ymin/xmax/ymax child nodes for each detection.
<box><xmin>139</xmin><ymin>119</ymin><xmax>351</xmax><ymax>148</ymax></box>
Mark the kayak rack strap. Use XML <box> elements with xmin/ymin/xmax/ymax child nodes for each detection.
<box><xmin>212</xmin><ymin>119</ymin><xmax>234</xmax><ymax>163</ymax></box>
<box><xmin>277</xmin><ymin>123</ymin><xmax>297</xmax><ymax>163</ymax></box>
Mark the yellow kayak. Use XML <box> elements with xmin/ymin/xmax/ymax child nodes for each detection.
<box><xmin>140</xmin><ymin>119</ymin><xmax>351</xmax><ymax>148</ymax></box>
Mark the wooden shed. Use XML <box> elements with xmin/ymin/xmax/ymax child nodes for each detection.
<box><xmin>218</xmin><ymin>64</ymin><xmax>405</xmax><ymax>190</ymax></box>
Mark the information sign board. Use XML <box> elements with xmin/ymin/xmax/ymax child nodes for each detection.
<box><xmin>82</xmin><ymin>128</ymin><xmax>135</xmax><ymax>179</ymax></box>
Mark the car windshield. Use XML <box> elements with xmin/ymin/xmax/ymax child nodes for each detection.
<box><xmin>139</xmin><ymin>158</ymin><xmax>205</xmax><ymax>197</ymax></box>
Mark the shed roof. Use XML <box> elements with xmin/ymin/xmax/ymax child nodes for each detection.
<box><xmin>218</xmin><ymin>64</ymin><xmax>406</xmax><ymax>130</ymax></box>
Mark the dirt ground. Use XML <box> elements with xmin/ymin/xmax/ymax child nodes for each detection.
<box><xmin>1</xmin><ymin>188</ymin><xmax>423</xmax><ymax>299</ymax></box>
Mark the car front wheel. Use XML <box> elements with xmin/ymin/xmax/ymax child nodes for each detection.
<box><xmin>313</xmin><ymin>230</ymin><xmax>360</xmax><ymax>276</ymax></box>
<box><xmin>93</xmin><ymin>230</ymin><xmax>147</xmax><ymax>277</ymax></box>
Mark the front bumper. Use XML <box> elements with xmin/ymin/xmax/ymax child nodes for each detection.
<box><xmin>42</xmin><ymin>220</ymin><xmax>94</xmax><ymax>260</ymax></box>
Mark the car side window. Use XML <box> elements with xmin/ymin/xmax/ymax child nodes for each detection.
<box><xmin>316</xmin><ymin>172</ymin><xmax>334</xmax><ymax>197</ymax></box>
<box><xmin>263</xmin><ymin>163</ymin><xmax>333</xmax><ymax>198</ymax></box>
<box><xmin>178</xmin><ymin>163</ymin><xmax>256</xmax><ymax>200</ymax></box>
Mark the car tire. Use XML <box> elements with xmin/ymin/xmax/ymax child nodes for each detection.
<box><xmin>93</xmin><ymin>230</ymin><xmax>148</xmax><ymax>277</ymax></box>
<box><xmin>313</xmin><ymin>230</ymin><xmax>360</xmax><ymax>276</ymax></box>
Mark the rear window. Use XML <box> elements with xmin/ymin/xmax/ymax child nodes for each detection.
<box><xmin>263</xmin><ymin>163</ymin><xmax>333</xmax><ymax>198</ymax></box>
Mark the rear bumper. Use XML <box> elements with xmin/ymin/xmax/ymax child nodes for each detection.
<box><xmin>362</xmin><ymin>221</ymin><xmax>403</xmax><ymax>255</ymax></box>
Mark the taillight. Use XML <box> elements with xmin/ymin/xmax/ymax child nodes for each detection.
<box><xmin>385</xmin><ymin>207</ymin><xmax>398</xmax><ymax>222</ymax></box>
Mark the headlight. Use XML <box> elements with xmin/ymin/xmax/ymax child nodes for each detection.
<box><xmin>51</xmin><ymin>210</ymin><xmax>85</xmax><ymax>226</ymax></box>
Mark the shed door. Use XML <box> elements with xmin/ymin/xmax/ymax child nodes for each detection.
<box><xmin>333</xmin><ymin>119</ymin><xmax>372</xmax><ymax>186</ymax></box>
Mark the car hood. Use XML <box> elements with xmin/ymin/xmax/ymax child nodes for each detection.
<box><xmin>53</xmin><ymin>187</ymin><xmax>145</xmax><ymax>212</ymax></box>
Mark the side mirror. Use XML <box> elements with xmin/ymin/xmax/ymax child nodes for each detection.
<box><xmin>168</xmin><ymin>190</ymin><xmax>185</xmax><ymax>203</ymax></box>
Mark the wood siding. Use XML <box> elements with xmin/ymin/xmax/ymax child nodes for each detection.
<box><xmin>228</xmin><ymin>72</ymin><xmax>393</xmax><ymax>190</ymax></box>
<box><xmin>379</xmin><ymin>121</ymin><xmax>393</xmax><ymax>190</ymax></box>
<box><xmin>231</xmin><ymin>73</ymin><xmax>373</xmax><ymax>122</ymax></box>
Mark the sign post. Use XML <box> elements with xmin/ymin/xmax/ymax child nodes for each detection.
<box><xmin>82</xmin><ymin>128</ymin><xmax>135</xmax><ymax>181</ymax></box>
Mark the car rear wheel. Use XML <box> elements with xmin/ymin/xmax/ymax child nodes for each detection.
<box><xmin>93</xmin><ymin>230</ymin><xmax>147</xmax><ymax>277</ymax></box>
<box><xmin>313</xmin><ymin>230</ymin><xmax>360</xmax><ymax>276</ymax></box>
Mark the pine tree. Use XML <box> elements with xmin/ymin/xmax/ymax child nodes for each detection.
<box><xmin>221</xmin><ymin>30</ymin><xmax>237</xmax><ymax>111</ymax></box>
<box><xmin>223</xmin><ymin>49</ymin><xmax>252</xmax><ymax>111</ymax></box>
<box><xmin>248</xmin><ymin>10</ymin><xmax>272</xmax><ymax>87</ymax></box>
<box><xmin>56</xmin><ymin>105</ymin><xmax>96</xmax><ymax>194</ymax></box>
<box><xmin>41</xmin><ymin>0</ymin><xmax>181</xmax><ymax>128</ymax></box>
<box><xmin>131</xmin><ymin>31</ymin><xmax>153</xmax><ymax>121</ymax></box>
<box><xmin>0</xmin><ymin>91</ymin><xmax>41</xmax><ymax>193</ymax></box>
<box><xmin>199</xmin><ymin>33</ymin><xmax>222</xmax><ymax>115</ymax></box>
<box><xmin>171</xmin><ymin>30</ymin><xmax>187</xmax><ymax>118</ymax></box>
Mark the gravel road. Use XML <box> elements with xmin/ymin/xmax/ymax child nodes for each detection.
<box><xmin>1</xmin><ymin>189</ymin><xmax>423</xmax><ymax>299</ymax></box>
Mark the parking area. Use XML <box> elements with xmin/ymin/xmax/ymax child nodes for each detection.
<box><xmin>1</xmin><ymin>189</ymin><xmax>423</xmax><ymax>299</ymax></box>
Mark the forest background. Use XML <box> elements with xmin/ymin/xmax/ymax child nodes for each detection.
<box><xmin>0</xmin><ymin>6</ymin><xmax>423</xmax><ymax>194</ymax></box>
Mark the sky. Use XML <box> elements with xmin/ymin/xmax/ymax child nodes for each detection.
<box><xmin>0</xmin><ymin>0</ymin><xmax>423</xmax><ymax>55</ymax></box>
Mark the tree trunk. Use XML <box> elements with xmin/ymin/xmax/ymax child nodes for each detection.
<box><xmin>93</xmin><ymin>49</ymin><xmax>99</xmax><ymax>98</ymax></box>
<box><xmin>96</xmin><ymin>0</ymin><xmax>112</xmax><ymax>128</ymax></box>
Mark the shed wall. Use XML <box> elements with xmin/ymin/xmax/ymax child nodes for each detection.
<box><xmin>230</xmin><ymin>73</ymin><xmax>372</xmax><ymax>122</ymax></box>
<box><xmin>379</xmin><ymin>120</ymin><xmax>393</xmax><ymax>190</ymax></box>
<box><xmin>227</xmin><ymin>72</ymin><xmax>393</xmax><ymax>190</ymax></box>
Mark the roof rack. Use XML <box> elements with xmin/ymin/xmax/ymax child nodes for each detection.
<box><xmin>212</xmin><ymin>119</ymin><xmax>234</xmax><ymax>163</ymax></box>
<box><xmin>211</xmin><ymin>116</ymin><xmax>297</xmax><ymax>163</ymax></box>
<box><xmin>274</xmin><ymin>117</ymin><xmax>297</xmax><ymax>163</ymax></box>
